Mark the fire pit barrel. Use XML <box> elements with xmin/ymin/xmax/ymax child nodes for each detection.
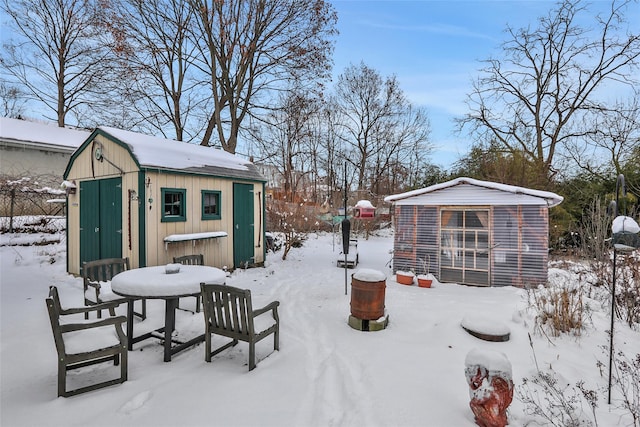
<box><xmin>350</xmin><ymin>269</ymin><xmax>386</xmax><ymax>320</ymax></box>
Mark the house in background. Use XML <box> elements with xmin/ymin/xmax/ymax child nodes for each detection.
<box><xmin>0</xmin><ymin>117</ymin><xmax>89</xmax><ymax>185</ymax></box>
<box><xmin>384</xmin><ymin>177</ymin><xmax>563</xmax><ymax>287</ymax></box>
<box><xmin>63</xmin><ymin>126</ymin><xmax>266</xmax><ymax>275</ymax></box>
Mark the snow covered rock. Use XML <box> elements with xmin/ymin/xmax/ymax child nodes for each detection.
<box><xmin>464</xmin><ymin>348</ymin><xmax>514</xmax><ymax>427</ymax></box>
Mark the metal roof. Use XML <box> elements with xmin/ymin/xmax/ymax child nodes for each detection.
<box><xmin>384</xmin><ymin>177</ymin><xmax>563</xmax><ymax>207</ymax></box>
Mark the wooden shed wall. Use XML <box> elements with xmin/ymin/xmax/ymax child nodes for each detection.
<box><xmin>392</xmin><ymin>204</ymin><xmax>549</xmax><ymax>287</ymax></box>
<box><xmin>143</xmin><ymin>172</ymin><xmax>265</xmax><ymax>269</ymax></box>
<box><xmin>65</xmin><ymin>134</ymin><xmax>140</xmax><ymax>274</ymax></box>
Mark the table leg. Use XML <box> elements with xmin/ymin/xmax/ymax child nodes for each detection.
<box><xmin>164</xmin><ymin>298</ymin><xmax>178</xmax><ymax>362</ymax></box>
<box><xmin>126</xmin><ymin>300</ymin><xmax>134</xmax><ymax>351</ymax></box>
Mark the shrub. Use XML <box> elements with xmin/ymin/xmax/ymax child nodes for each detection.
<box><xmin>528</xmin><ymin>279</ymin><xmax>587</xmax><ymax>337</ymax></box>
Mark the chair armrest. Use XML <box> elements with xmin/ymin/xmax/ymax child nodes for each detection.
<box><xmin>59</xmin><ymin>315</ymin><xmax>127</xmax><ymax>333</ymax></box>
<box><xmin>253</xmin><ymin>301</ymin><xmax>280</xmax><ymax>317</ymax></box>
<box><xmin>86</xmin><ymin>280</ymin><xmax>102</xmax><ymax>290</ymax></box>
<box><xmin>60</xmin><ymin>300</ymin><xmax>123</xmax><ymax>316</ymax></box>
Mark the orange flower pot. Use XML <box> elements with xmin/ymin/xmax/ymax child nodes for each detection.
<box><xmin>417</xmin><ymin>275</ymin><xmax>432</xmax><ymax>288</ymax></box>
<box><xmin>396</xmin><ymin>271</ymin><xmax>415</xmax><ymax>285</ymax></box>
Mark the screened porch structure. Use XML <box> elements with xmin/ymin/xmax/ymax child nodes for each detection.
<box><xmin>385</xmin><ymin>178</ymin><xmax>563</xmax><ymax>287</ymax></box>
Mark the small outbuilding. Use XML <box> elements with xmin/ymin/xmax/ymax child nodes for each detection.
<box><xmin>63</xmin><ymin>126</ymin><xmax>266</xmax><ymax>275</ymax></box>
<box><xmin>353</xmin><ymin>200</ymin><xmax>376</xmax><ymax>219</ymax></box>
<box><xmin>384</xmin><ymin>177</ymin><xmax>563</xmax><ymax>287</ymax></box>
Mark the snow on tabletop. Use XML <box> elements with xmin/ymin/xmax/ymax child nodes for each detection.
<box><xmin>353</xmin><ymin>268</ymin><xmax>386</xmax><ymax>282</ymax></box>
<box><xmin>100</xmin><ymin>126</ymin><xmax>251</xmax><ymax>171</ymax></box>
<box><xmin>612</xmin><ymin>215</ymin><xmax>640</xmax><ymax>234</ymax></box>
<box><xmin>465</xmin><ymin>348</ymin><xmax>512</xmax><ymax>376</ymax></box>
<box><xmin>461</xmin><ymin>315</ymin><xmax>511</xmax><ymax>336</ymax></box>
<box><xmin>111</xmin><ymin>265</ymin><xmax>226</xmax><ymax>297</ymax></box>
<box><xmin>163</xmin><ymin>231</ymin><xmax>228</xmax><ymax>242</ymax></box>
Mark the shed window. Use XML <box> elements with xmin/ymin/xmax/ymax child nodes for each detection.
<box><xmin>202</xmin><ymin>190</ymin><xmax>221</xmax><ymax>220</ymax></box>
<box><xmin>161</xmin><ymin>188</ymin><xmax>186</xmax><ymax>222</ymax></box>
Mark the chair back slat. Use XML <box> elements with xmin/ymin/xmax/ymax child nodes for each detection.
<box><xmin>83</xmin><ymin>258</ymin><xmax>129</xmax><ymax>283</ymax></box>
<box><xmin>202</xmin><ymin>284</ymin><xmax>253</xmax><ymax>337</ymax></box>
<box><xmin>173</xmin><ymin>254</ymin><xmax>204</xmax><ymax>266</ymax></box>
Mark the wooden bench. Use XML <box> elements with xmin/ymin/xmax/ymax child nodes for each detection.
<box><xmin>45</xmin><ymin>286</ymin><xmax>128</xmax><ymax>397</ymax></box>
<box><xmin>200</xmin><ymin>283</ymin><xmax>280</xmax><ymax>371</ymax></box>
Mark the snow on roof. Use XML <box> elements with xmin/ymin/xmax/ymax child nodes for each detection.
<box><xmin>0</xmin><ymin>117</ymin><xmax>90</xmax><ymax>149</ymax></box>
<box><xmin>384</xmin><ymin>177</ymin><xmax>563</xmax><ymax>207</ymax></box>
<box><xmin>355</xmin><ymin>200</ymin><xmax>376</xmax><ymax>209</ymax></box>
<box><xmin>99</xmin><ymin>126</ymin><xmax>252</xmax><ymax>172</ymax></box>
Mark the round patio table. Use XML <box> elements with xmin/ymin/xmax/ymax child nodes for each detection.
<box><xmin>112</xmin><ymin>265</ymin><xmax>226</xmax><ymax>362</ymax></box>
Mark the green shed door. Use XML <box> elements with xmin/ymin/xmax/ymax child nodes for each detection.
<box><xmin>80</xmin><ymin>178</ymin><xmax>122</xmax><ymax>269</ymax></box>
<box><xmin>233</xmin><ymin>183</ymin><xmax>254</xmax><ymax>268</ymax></box>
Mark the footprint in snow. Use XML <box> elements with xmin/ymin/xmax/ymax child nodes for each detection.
<box><xmin>119</xmin><ymin>391</ymin><xmax>151</xmax><ymax>413</ymax></box>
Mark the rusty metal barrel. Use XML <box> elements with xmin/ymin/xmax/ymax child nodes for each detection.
<box><xmin>350</xmin><ymin>269</ymin><xmax>386</xmax><ymax>320</ymax></box>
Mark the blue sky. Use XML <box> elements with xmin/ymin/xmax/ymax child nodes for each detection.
<box><xmin>330</xmin><ymin>0</ymin><xmax>640</xmax><ymax>169</ymax></box>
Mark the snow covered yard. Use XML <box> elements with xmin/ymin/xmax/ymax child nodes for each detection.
<box><xmin>1</xmin><ymin>227</ymin><xmax>639</xmax><ymax>426</ymax></box>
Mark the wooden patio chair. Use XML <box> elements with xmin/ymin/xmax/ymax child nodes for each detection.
<box><xmin>200</xmin><ymin>283</ymin><xmax>280</xmax><ymax>371</ymax></box>
<box><xmin>45</xmin><ymin>286</ymin><xmax>128</xmax><ymax>397</ymax></box>
<box><xmin>82</xmin><ymin>257</ymin><xmax>146</xmax><ymax>320</ymax></box>
<box><xmin>173</xmin><ymin>254</ymin><xmax>205</xmax><ymax>313</ymax></box>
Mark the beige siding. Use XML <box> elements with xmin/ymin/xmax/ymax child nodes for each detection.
<box><xmin>65</xmin><ymin>135</ymin><xmax>141</xmax><ymax>274</ymax></box>
<box><xmin>143</xmin><ymin>173</ymin><xmax>264</xmax><ymax>269</ymax></box>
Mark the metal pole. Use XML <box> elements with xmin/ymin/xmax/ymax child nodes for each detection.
<box><xmin>608</xmin><ymin>173</ymin><xmax>626</xmax><ymax>404</ymax></box>
<box><xmin>608</xmin><ymin>249</ymin><xmax>616</xmax><ymax>404</ymax></box>
<box><xmin>344</xmin><ymin>161</ymin><xmax>348</xmax><ymax>296</ymax></box>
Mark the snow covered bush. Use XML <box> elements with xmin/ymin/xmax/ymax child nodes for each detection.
<box><xmin>517</xmin><ymin>370</ymin><xmax>599</xmax><ymax>427</ymax></box>
<box><xmin>267</xmin><ymin>200</ymin><xmax>321</xmax><ymax>260</ymax></box>
<box><xmin>610</xmin><ymin>351</ymin><xmax>640</xmax><ymax>426</ymax></box>
<box><xmin>612</xmin><ymin>253</ymin><xmax>640</xmax><ymax>328</ymax></box>
<box><xmin>528</xmin><ymin>273</ymin><xmax>589</xmax><ymax>337</ymax></box>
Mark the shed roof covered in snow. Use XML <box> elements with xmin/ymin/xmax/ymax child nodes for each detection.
<box><xmin>65</xmin><ymin>126</ymin><xmax>265</xmax><ymax>182</ymax></box>
<box><xmin>384</xmin><ymin>177</ymin><xmax>563</xmax><ymax>208</ymax></box>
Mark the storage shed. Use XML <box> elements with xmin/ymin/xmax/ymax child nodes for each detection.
<box><xmin>384</xmin><ymin>177</ymin><xmax>563</xmax><ymax>287</ymax></box>
<box><xmin>63</xmin><ymin>126</ymin><xmax>266</xmax><ymax>275</ymax></box>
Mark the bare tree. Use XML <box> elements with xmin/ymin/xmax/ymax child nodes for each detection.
<box><xmin>0</xmin><ymin>82</ymin><xmax>27</xmax><ymax>118</ymax></box>
<box><xmin>459</xmin><ymin>0</ymin><xmax>640</xmax><ymax>187</ymax></box>
<box><xmin>188</xmin><ymin>0</ymin><xmax>337</xmax><ymax>153</ymax></box>
<box><xmin>568</xmin><ymin>96</ymin><xmax>640</xmax><ymax>181</ymax></box>
<box><xmin>333</xmin><ymin>62</ymin><xmax>431</xmax><ymax>192</ymax></box>
<box><xmin>105</xmin><ymin>0</ymin><xmax>200</xmax><ymax>141</ymax></box>
<box><xmin>1</xmin><ymin>0</ymin><xmax>111</xmax><ymax>127</ymax></box>
<box><xmin>256</xmin><ymin>90</ymin><xmax>321</xmax><ymax>202</ymax></box>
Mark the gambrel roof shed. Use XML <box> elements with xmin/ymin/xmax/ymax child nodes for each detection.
<box><xmin>64</xmin><ymin>126</ymin><xmax>264</xmax><ymax>181</ymax></box>
<box><xmin>384</xmin><ymin>177</ymin><xmax>563</xmax><ymax>287</ymax></box>
<box><xmin>64</xmin><ymin>126</ymin><xmax>266</xmax><ymax>276</ymax></box>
